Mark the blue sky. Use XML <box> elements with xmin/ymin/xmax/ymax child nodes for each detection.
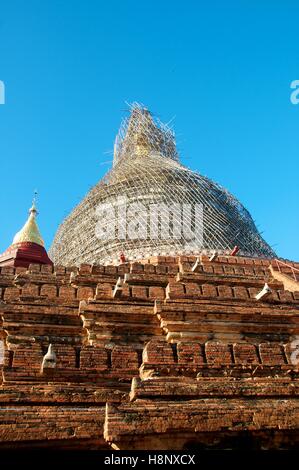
<box><xmin>0</xmin><ymin>0</ymin><xmax>298</xmax><ymax>260</ymax></box>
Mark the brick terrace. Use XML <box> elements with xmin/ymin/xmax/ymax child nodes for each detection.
<box><xmin>0</xmin><ymin>254</ymin><xmax>298</xmax><ymax>449</ymax></box>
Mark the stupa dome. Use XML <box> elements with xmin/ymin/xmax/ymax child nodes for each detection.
<box><xmin>50</xmin><ymin>104</ymin><xmax>275</xmax><ymax>265</ymax></box>
<box><xmin>0</xmin><ymin>202</ymin><xmax>53</xmax><ymax>268</ymax></box>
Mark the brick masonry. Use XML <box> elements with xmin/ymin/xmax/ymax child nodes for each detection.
<box><xmin>0</xmin><ymin>254</ymin><xmax>298</xmax><ymax>449</ymax></box>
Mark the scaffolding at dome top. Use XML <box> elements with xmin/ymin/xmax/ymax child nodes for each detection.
<box><xmin>49</xmin><ymin>103</ymin><xmax>276</xmax><ymax>266</ymax></box>
<box><xmin>113</xmin><ymin>102</ymin><xmax>179</xmax><ymax>166</ymax></box>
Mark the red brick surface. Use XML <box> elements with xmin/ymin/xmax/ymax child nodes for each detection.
<box><xmin>0</xmin><ymin>255</ymin><xmax>298</xmax><ymax>449</ymax></box>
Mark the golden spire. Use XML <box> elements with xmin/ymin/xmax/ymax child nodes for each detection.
<box><xmin>13</xmin><ymin>195</ymin><xmax>45</xmax><ymax>247</ymax></box>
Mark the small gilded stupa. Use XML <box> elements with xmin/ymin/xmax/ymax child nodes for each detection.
<box><xmin>0</xmin><ymin>201</ymin><xmax>52</xmax><ymax>268</ymax></box>
<box><xmin>50</xmin><ymin>103</ymin><xmax>275</xmax><ymax>266</ymax></box>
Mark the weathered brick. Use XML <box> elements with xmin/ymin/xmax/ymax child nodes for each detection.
<box><xmin>91</xmin><ymin>265</ymin><xmax>105</xmax><ymax>274</ymax></box>
<box><xmin>259</xmin><ymin>343</ymin><xmax>286</xmax><ymax>365</ymax></box>
<box><xmin>0</xmin><ymin>266</ymin><xmax>15</xmax><ymax>275</ymax></box>
<box><xmin>143</xmin><ymin>340</ymin><xmax>175</xmax><ymax>364</ymax></box>
<box><xmin>156</xmin><ymin>265</ymin><xmax>167</xmax><ymax>274</ymax></box>
<box><xmin>166</xmin><ymin>281</ymin><xmax>185</xmax><ymax>299</ymax></box>
<box><xmin>40</xmin><ymin>264</ymin><xmax>53</xmax><ymax>274</ymax></box>
<box><xmin>223</xmin><ymin>265</ymin><xmax>235</xmax><ymax>274</ymax></box>
<box><xmin>21</xmin><ymin>283</ymin><xmax>39</xmax><ymax>297</ymax></box>
<box><xmin>80</xmin><ymin>346</ymin><xmax>108</xmax><ymax>370</ymax></box>
<box><xmin>143</xmin><ymin>264</ymin><xmax>155</xmax><ymax>274</ymax></box>
<box><xmin>104</xmin><ymin>265</ymin><xmax>117</xmax><ymax>275</ymax></box>
<box><xmin>202</xmin><ymin>265</ymin><xmax>214</xmax><ymax>273</ymax></box>
<box><xmin>201</xmin><ymin>284</ymin><xmax>217</xmax><ymax>297</ymax></box>
<box><xmin>59</xmin><ymin>286</ymin><xmax>76</xmax><ymax>300</ymax></box>
<box><xmin>213</xmin><ymin>265</ymin><xmax>224</xmax><ymax>274</ymax></box>
<box><xmin>95</xmin><ymin>283</ymin><xmax>112</xmax><ymax>299</ymax></box>
<box><xmin>112</xmin><ymin>346</ymin><xmax>139</xmax><ymax>370</ymax></box>
<box><xmin>233</xmin><ymin>286</ymin><xmax>249</xmax><ymax>299</ymax></box>
<box><xmin>185</xmin><ymin>282</ymin><xmax>201</xmax><ymax>297</ymax></box>
<box><xmin>278</xmin><ymin>290</ymin><xmax>294</xmax><ymax>303</ymax></box>
<box><xmin>148</xmin><ymin>286</ymin><xmax>165</xmax><ymax>300</ymax></box>
<box><xmin>0</xmin><ymin>251</ymin><xmax>298</xmax><ymax>449</ymax></box>
<box><xmin>217</xmin><ymin>285</ymin><xmax>233</xmax><ymax>299</ymax></box>
<box><xmin>233</xmin><ymin>343</ymin><xmax>259</xmax><ymax>364</ymax></box>
<box><xmin>28</xmin><ymin>264</ymin><xmax>41</xmax><ymax>273</ymax></box>
<box><xmin>55</xmin><ymin>345</ymin><xmax>77</xmax><ymax>369</ymax></box>
<box><xmin>79</xmin><ymin>264</ymin><xmax>93</xmax><ymax>274</ymax></box>
<box><xmin>130</xmin><ymin>263</ymin><xmax>144</xmax><ymax>273</ymax></box>
<box><xmin>40</xmin><ymin>284</ymin><xmax>57</xmax><ymax>298</ymax></box>
<box><xmin>77</xmin><ymin>286</ymin><xmax>94</xmax><ymax>300</ymax></box>
<box><xmin>12</xmin><ymin>344</ymin><xmax>43</xmax><ymax>371</ymax></box>
<box><xmin>248</xmin><ymin>287</ymin><xmax>260</xmax><ymax>299</ymax></box>
<box><xmin>3</xmin><ymin>287</ymin><xmax>20</xmax><ymax>300</ymax></box>
<box><xmin>54</xmin><ymin>265</ymin><xmax>66</xmax><ymax>275</ymax></box>
<box><xmin>132</xmin><ymin>286</ymin><xmax>147</xmax><ymax>299</ymax></box>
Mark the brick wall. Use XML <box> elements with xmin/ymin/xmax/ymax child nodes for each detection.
<box><xmin>0</xmin><ymin>255</ymin><xmax>298</xmax><ymax>449</ymax></box>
